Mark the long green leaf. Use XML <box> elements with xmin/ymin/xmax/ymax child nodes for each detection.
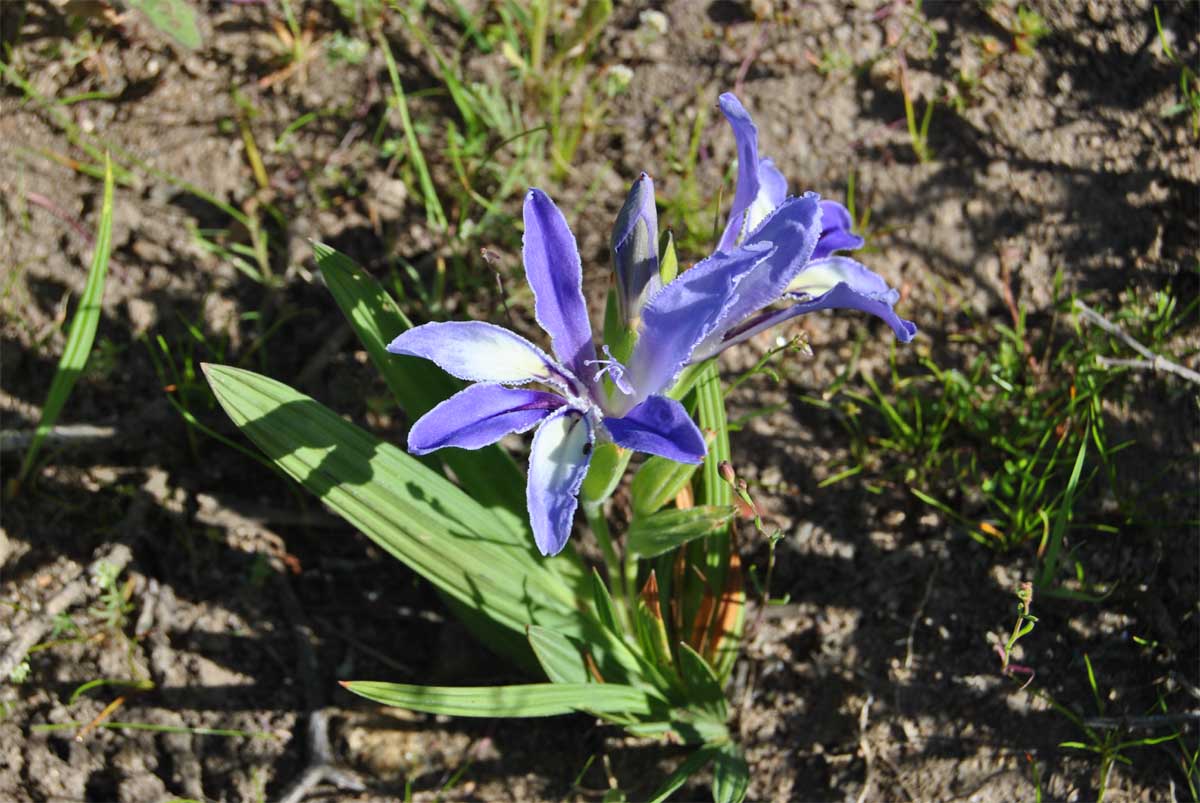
<box><xmin>628</xmin><ymin>507</ymin><xmax>734</xmax><ymax>559</ymax></box>
<box><xmin>203</xmin><ymin>364</ymin><xmax>642</xmax><ymax>683</ymax></box>
<box><xmin>580</xmin><ymin>440</ymin><xmax>632</xmax><ymax>504</ymax></box>
<box><xmin>313</xmin><ymin>242</ymin><xmax>528</xmax><ymax>536</ymax></box>
<box><xmin>590</xmin><ymin>568</ymin><xmax>622</xmax><ymax>635</ymax></box>
<box><xmin>694</xmin><ymin>362</ymin><xmax>738</xmax><ymax>681</ymax></box>
<box><xmin>527</xmin><ymin>625</ymin><xmax>588</xmax><ymax>684</ymax></box>
<box><xmin>677</xmin><ymin>643</ymin><xmax>726</xmax><ymax>721</ymax></box>
<box><xmin>1036</xmin><ymin>435</ymin><xmax>1088</xmax><ymax>590</ymax></box>
<box><xmin>14</xmin><ymin>156</ymin><xmax>114</xmax><ymax>492</ymax></box>
<box><xmin>340</xmin><ymin>681</ymin><xmax>662</xmax><ymax>718</ymax></box>
<box><xmin>696</xmin><ymin>363</ymin><xmax>731</xmax><ymax>508</ymax></box>
<box><xmin>711</xmin><ymin>742</ymin><xmax>749</xmax><ymax>803</ymax></box>
<box><xmin>630</xmin><ymin>453</ymin><xmax>705</xmax><ymax>517</ymax></box>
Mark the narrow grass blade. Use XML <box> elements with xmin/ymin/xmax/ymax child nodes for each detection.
<box><xmin>67</xmin><ymin>678</ymin><xmax>154</xmax><ymax>705</ymax></box>
<box><xmin>202</xmin><ymin>364</ymin><xmax>643</xmax><ymax>684</ymax></box>
<box><xmin>376</xmin><ymin>30</ymin><xmax>447</xmax><ymax>231</ymax></box>
<box><xmin>12</xmin><ymin>156</ymin><xmax>114</xmax><ymax>494</ymax></box>
<box><xmin>340</xmin><ymin>681</ymin><xmax>663</xmax><ymax>718</ymax></box>
<box><xmin>1036</xmin><ymin>436</ymin><xmax>1088</xmax><ymax>589</ymax></box>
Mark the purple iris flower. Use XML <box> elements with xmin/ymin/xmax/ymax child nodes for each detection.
<box><xmin>387</xmin><ymin>189</ymin><xmax>706</xmax><ymax>557</ymax></box>
<box><xmin>682</xmin><ymin>92</ymin><xmax>917</xmax><ymax>360</ymax></box>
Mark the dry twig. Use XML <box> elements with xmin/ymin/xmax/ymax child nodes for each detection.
<box><xmin>1074</xmin><ymin>299</ymin><xmax>1200</xmax><ymax>385</ymax></box>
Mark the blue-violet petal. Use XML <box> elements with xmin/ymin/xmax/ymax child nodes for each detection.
<box><xmin>604</xmin><ymin>395</ymin><xmax>706</xmax><ymax>464</ymax></box>
<box><xmin>527</xmin><ymin>408</ymin><xmax>594</xmax><ymax>556</ymax></box>
<box><xmin>407</xmin><ymin>384</ymin><xmax>564</xmax><ymax>455</ymax></box>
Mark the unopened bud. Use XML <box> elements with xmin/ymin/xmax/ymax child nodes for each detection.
<box><xmin>719</xmin><ymin>461</ymin><xmax>737</xmax><ymax>484</ymax></box>
<box><xmin>611</xmin><ymin>173</ymin><xmax>660</xmax><ymax>325</ymax></box>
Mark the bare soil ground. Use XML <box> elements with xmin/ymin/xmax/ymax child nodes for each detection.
<box><xmin>2</xmin><ymin>1</ymin><xmax>1197</xmax><ymax>801</ymax></box>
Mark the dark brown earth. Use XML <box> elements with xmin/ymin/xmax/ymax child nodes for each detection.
<box><xmin>2</xmin><ymin>1</ymin><xmax>1197</xmax><ymax>801</ymax></box>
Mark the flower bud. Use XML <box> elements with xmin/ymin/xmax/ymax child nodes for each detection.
<box><xmin>610</xmin><ymin>173</ymin><xmax>661</xmax><ymax>325</ymax></box>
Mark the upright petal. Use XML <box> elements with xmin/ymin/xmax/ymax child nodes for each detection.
<box><xmin>527</xmin><ymin>408</ymin><xmax>594</xmax><ymax>556</ymax></box>
<box><xmin>523</xmin><ymin>189</ymin><xmax>598</xmax><ymax>382</ymax></box>
<box><xmin>743</xmin><ymin>158</ymin><xmax>788</xmax><ymax>237</ymax></box>
<box><xmin>611</xmin><ymin>173</ymin><xmax>661</xmax><ymax>324</ymax></box>
<box><xmin>623</xmin><ymin>241</ymin><xmax>777</xmax><ymax>409</ymax></box>
<box><xmin>716</xmin><ymin>92</ymin><xmax>763</xmax><ymax>252</ymax></box>
<box><xmin>689</xmin><ymin>194</ymin><xmax>823</xmax><ymax>362</ymax></box>
<box><xmin>812</xmin><ymin>200</ymin><xmax>865</xmax><ymax>259</ymax></box>
<box><xmin>407</xmin><ymin>384</ymin><xmax>564</xmax><ymax>455</ymax></box>
<box><xmin>604</xmin><ymin>395</ymin><xmax>705</xmax><ymax>464</ymax></box>
<box><xmin>387</xmin><ymin>321</ymin><xmax>574</xmax><ymax>390</ymax></box>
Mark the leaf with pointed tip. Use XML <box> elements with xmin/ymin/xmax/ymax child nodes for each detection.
<box><xmin>203</xmin><ymin>364</ymin><xmax>642</xmax><ymax>683</ymax></box>
<box><xmin>628</xmin><ymin>507</ymin><xmax>735</xmax><ymax>559</ymax></box>
<box><xmin>14</xmin><ymin>156</ymin><xmax>114</xmax><ymax>493</ymax></box>
<box><xmin>581</xmin><ymin>441</ymin><xmax>632</xmax><ymax>505</ymax></box>
<box><xmin>630</xmin><ymin>451</ymin><xmax>705</xmax><ymax>518</ymax></box>
<box><xmin>341</xmin><ymin>680</ymin><xmax>664</xmax><ymax>718</ymax></box>
<box><xmin>590</xmin><ymin>568</ymin><xmax>622</xmax><ymax>635</ymax></box>
<box><xmin>634</xmin><ymin>572</ymin><xmax>674</xmax><ymax>674</ymax></box>
<box><xmin>711</xmin><ymin>742</ymin><xmax>749</xmax><ymax>803</ymax></box>
<box><xmin>313</xmin><ymin>241</ymin><xmax>529</xmax><ymax>538</ymax></box>
<box><xmin>527</xmin><ymin>625</ymin><xmax>589</xmax><ymax>685</ymax></box>
<box><xmin>677</xmin><ymin>643</ymin><xmax>726</xmax><ymax>721</ymax></box>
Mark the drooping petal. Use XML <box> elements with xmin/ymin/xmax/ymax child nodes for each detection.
<box><xmin>811</xmin><ymin>200</ymin><xmax>865</xmax><ymax>259</ymax></box>
<box><xmin>689</xmin><ymin>194</ymin><xmax>823</xmax><ymax>362</ymax></box>
<box><xmin>527</xmin><ymin>408</ymin><xmax>594</xmax><ymax>556</ymax></box>
<box><xmin>622</xmin><ymin>241</ymin><xmax>777</xmax><ymax>410</ymax></box>
<box><xmin>717</xmin><ymin>260</ymin><xmax>917</xmax><ymax>350</ymax></box>
<box><xmin>743</xmin><ymin>158</ymin><xmax>788</xmax><ymax>238</ymax></box>
<box><xmin>604</xmin><ymin>395</ymin><xmax>705</xmax><ymax>464</ymax></box>
<box><xmin>387</xmin><ymin>321</ymin><xmax>574</xmax><ymax>390</ymax></box>
<box><xmin>611</xmin><ymin>173</ymin><xmax>661</xmax><ymax>323</ymax></box>
<box><xmin>788</xmin><ymin>255</ymin><xmax>898</xmax><ymax>303</ymax></box>
<box><xmin>407</xmin><ymin>384</ymin><xmax>564</xmax><ymax>455</ymax></box>
<box><xmin>523</xmin><ymin>189</ymin><xmax>598</xmax><ymax>382</ymax></box>
<box><xmin>716</xmin><ymin>92</ymin><xmax>763</xmax><ymax>252</ymax></box>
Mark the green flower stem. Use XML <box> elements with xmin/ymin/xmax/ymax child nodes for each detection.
<box><xmin>583</xmin><ymin>500</ymin><xmax>630</xmax><ymax>628</ymax></box>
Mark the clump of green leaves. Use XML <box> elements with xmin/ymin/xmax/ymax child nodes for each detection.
<box><xmin>807</xmin><ymin>283</ymin><xmax>1197</xmax><ymax>590</ymax></box>
<box><xmin>90</xmin><ymin>561</ymin><xmax>134</xmax><ymax>632</ymax></box>
<box><xmin>1050</xmin><ymin>655</ymin><xmax>1185</xmax><ymax>802</ymax></box>
<box><xmin>1154</xmin><ymin>5</ymin><xmax>1200</xmax><ymax>138</ymax></box>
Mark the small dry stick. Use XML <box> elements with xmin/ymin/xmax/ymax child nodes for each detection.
<box><xmin>275</xmin><ymin>709</ymin><xmax>365</xmax><ymax>803</ymax></box>
<box><xmin>1074</xmin><ymin>299</ymin><xmax>1200</xmax><ymax>385</ymax></box>
<box><xmin>854</xmin><ymin>693</ymin><xmax>877</xmax><ymax>803</ymax></box>
<box><xmin>904</xmin><ymin>565</ymin><xmax>938</xmax><ymax>671</ymax></box>
<box><xmin>0</xmin><ymin>424</ymin><xmax>119</xmax><ymax>453</ymax></box>
<box><xmin>1083</xmin><ymin>711</ymin><xmax>1200</xmax><ymax>730</ymax></box>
